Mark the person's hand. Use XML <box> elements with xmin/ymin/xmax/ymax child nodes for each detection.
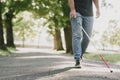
<box><xmin>96</xmin><ymin>10</ymin><xmax>100</xmax><ymax>18</ymax></box>
<box><xmin>70</xmin><ymin>10</ymin><xmax>76</xmax><ymax>18</ymax></box>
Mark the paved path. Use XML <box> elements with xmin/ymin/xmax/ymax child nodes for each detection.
<box><xmin>0</xmin><ymin>48</ymin><xmax>120</xmax><ymax>80</ymax></box>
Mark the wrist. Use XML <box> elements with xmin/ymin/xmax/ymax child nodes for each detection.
<box><xmin>71</xmin><ymin>9</ymin><xmax>76</xmax><ymax>11</ymax></box>
<box><xmin>71</xmin><ymin>9</ymin><xmax>76</xmax><ymax>13</ymax></box>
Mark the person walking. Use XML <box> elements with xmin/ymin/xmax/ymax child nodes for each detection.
<box><xmin>68</xmin><ymin>0</ymin><xmax>100</xmax><ymax>68</ymax></box>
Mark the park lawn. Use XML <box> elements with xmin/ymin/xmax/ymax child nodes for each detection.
<box><xmin>0</xmin><ymin>47</ymin><xmax>16</xmax><ymax>57</ymax></box>
<box><xmin>84</xmin><ymin>52</ymin><xmax>120</xmax><ymax>63</ymax></box>
<box><xmin>0</xmin><ymin>50</ymin><xmax>10</xmax><ymax>57</ymax></box>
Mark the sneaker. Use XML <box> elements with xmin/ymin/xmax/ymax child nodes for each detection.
<box><xmin>75</xmin><ymin>60</ymin><xmax>81</xmax><ymax>68</ymax></box>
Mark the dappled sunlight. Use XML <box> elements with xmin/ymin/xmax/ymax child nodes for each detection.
<box><xmin>83</xmin><ymin>62</ymin><xmax>104</xmax><ymax>67</ymax></box>
<box><xmin>14</xmin><ymin>48</ymin><xmax>68</xmax><ymax>59</ymax></box>
<box><xmin>15</xmin><ymin>48</ymin><xmax>65</xmax><ymax>54</ymax></box>
<box><xmin>15</xmin><ymin>55</ymin><xmax>70</xmax><ymax>59</ymax></box>
<box><xmin>1</xmin><ymin>0</ymin><xmax>120</xmax><ymax>80</ymax></box>
<box><xmin>49</xmin><ymin>61</ymin><xmax>74</xmax><ymax>69</ymax></box>
<box><xmin>48</xmin><ymin>63</ymin><xmax>120</xmax><ymax>74</ymax></box>
<box><xmin>35</xmin><ymin>67</ymin><xmax>73</xmax><ymax>80</ymax></box>
<box><xmin>35</xmin><ymin>65</ymin><xmax>120</xmax><ymax>80</ymax></box>
<box><xmin>78</xmin><ymin>67</ymin><xmax>120</xmax><ymax>73</ymax></box>
<box><xmin>1</xmin><ymin>47</ymin><xmax>120</xmax><ymax>80</ymax></box>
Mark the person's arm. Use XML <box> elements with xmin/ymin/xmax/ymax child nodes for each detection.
<box><xmin>68</xmin><ymin>0</ymin><xmax>76</xmax><ymax>18</ymax></box>
<box><xmin>93</xmin><ymin>0</ymin><xmax>100</xmax><ymax>18</ymax></box>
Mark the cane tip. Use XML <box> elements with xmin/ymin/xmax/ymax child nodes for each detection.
<box><xmin>110</xmin><ymin>70</ymin><xmax>113</xmax><ymax>73</ymax></box>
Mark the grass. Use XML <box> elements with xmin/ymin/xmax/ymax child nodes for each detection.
<box><xmin>0</xmin><ymin>47</ymin><xmax>16</xmax><ymax>57</ymax></box>
<box><xmin>7</xmin><ymin>47</ymin><xmax>16</xmax><ymax>52</ymax></box>
<box><xmin>0</xmin><ymin>49</ymin><xmax>10</xmax><ymax>57</ymax></box>
<box><xmin>84</xmin><ymin>52</ymin><xmax>120</xmax><ymax>63</ymax></box>
<box><xmin>63</xmin><ymin>51</ymin><xmax>120</xmax><ymax>63</ymax></box>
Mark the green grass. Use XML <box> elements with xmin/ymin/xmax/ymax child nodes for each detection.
<box><xmin>84</xmin><ymin>52</ymin><xmax>120</xmax><ymax>63</ymax></box>
<box><xmin>0</xmin><ymin>49</ymin><xmax>10</xmax><ymax>57</ymax></box>
<box><xmin>7</xmin><ymin>47</ymin><xmax>16</xmax><ymax>52</ymax></box>
<box><xmin>0</xmin><ymin>47</ymin><xmax>16</xmax><ymax>57</ymax></box>
<box><xmin>63</xmin><ymin>52</ymin><xmax>120</xmax><ymax>63</ymax></box>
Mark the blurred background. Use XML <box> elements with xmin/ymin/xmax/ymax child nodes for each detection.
<box><xmin>0</xmin><ymin>0</ymin><xmax>120</xmax><ymax>55</ymax></box>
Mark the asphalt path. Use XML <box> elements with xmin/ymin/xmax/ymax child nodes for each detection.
<box><xmin>0</xmin><ymin>48</ymin><xmax>120</xmax><ymax>80</ymax></box>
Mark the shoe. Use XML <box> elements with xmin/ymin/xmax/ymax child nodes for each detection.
<box><xmin>75</xmin><ymin>60</ymin><xmax>81</xmax><ymax>68</ymax></box>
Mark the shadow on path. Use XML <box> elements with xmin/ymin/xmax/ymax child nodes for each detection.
<box><xmin>1</xmin><ymin>67</ymin><xmax>73</xmax><ymax>80</ymax></box>
<box><xmin>0</xmin><ymin>48</ymin><xmax>120</xmax><ymax>80</ymax></box>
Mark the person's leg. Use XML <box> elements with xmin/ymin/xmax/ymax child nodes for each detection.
<box><xmin>70</xmin><ymin>13</ymin><xmax>83</xmax><ymax>60</ymax></box>
<box><xmin>81</xmin><ymin>16</ymin><xmax>93</xmax><ymax>58</ymax></box>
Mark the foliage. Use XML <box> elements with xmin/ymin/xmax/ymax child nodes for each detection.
<box><xmin>31</xmin><ymin>0</ymin><xmax>50</xmax><ymax>17</ymax></box>
<box><xmin>3</xmin><ymin>0</ymin><xmax>32</xmax><ymax>15</ymax></box>
<box><xmin>43</xmin><ymin>0</ymin><xmax>70</xmax><ymax>35</ymax></box>
<box><xmin>101</xmin><ymin>31</ymin><xmax>108</xmax><ymax>44</ymax></box>
<box><xmin>42</xmin><ymin>0</ymin><xmax>63</xmax><ymax>35</ymax></box>
<box><xmin>101</xmin><ymin>20</ymin><xmax>120</xmax><ymax>46</ymax></box>
<box><xmin>60</xmin><ymin>0</ymin><xmax>70</xmax><ymax>27</ymax></box>
<box><xmin>109</xmin><ymin>28</ymin><xmax>120</xmax><ymax>46</ymax></box>
<box><xmin>13</xmin><ymin>11</ymin><xmax>36</xmax><ymax>41</ymax></box>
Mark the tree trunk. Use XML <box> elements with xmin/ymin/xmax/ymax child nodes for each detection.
<box><xmin>0</xmin><ymin>3</ymin><xmax>6</xmax><ymax>50</ymax></box>
<box><xmin>5</xmin><ymin>12</ymin><xmax>15</xmax><ymax>47</ymax></box>
<box><xmin>64</xmin><ymin>26</ymin><xmax>73</xmax><ymax>54</ymax></box>
<box><xmin>53</xmin><ymin>16</ymin><xmax>64</xmax><ymax>50</ymax></box>
<box><xmin>53</xmin><ymin>28</ymin><xmax>64</xmax><ymax>50</ymax></box>
<box><xmin>53</xmin><ymin>33</ymin><xmax>57</xmax><ymax>50</ymax></box>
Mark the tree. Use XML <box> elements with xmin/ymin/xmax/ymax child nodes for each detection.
<box><xmin>43</xmin><ymin>0</ymin><xmax>64</xmax><ymax>50</ymax></box>
<box><xmin>13</xmin><ymin>11</ymin><xmax>35</xmax><ymax>47</ymax></box>
<box><xmin>4</xmin><ymin>0</ymin><xmax>32</xmax><ymax>47</ymax></box>
<box><xmin>43</xmin><ymin>0</ymin><xmax>72</xmax><ymax>52</ymax></box>
<box><xmin>46</xmin><ymin>16</ymin><xmax>64</xmax><ymax>50</ymax></box>
<box><xmin>29</xmin><ymin>0</ymin><xmax>72</xmax><ymax>51</ymax></box>
<box><xmin>101</xmin><ymin>19</ymin><xmax>120</xmax><ymax>50</ymax></box>
<box><xmin>5</xmin><ymin>11</ymin><xmax>15</xmax><ymax>47</ymax></box>
<box><xmin>0</xmin><ymin>0</ymin><xmax>6</xmax><ymax>50</ymax></box>
<box><xmin>61</xmin><ymin>0</ymin><xmax>73</xmax><ymax>53</ymax></box>
<box><xmin>109</xmin><ymin>28</ymin><xmax>120</xmax><ymax>46</ymax></box>
<box><xmin>101</xmin><ymin>31</ymin><xmax>108</xmax><ymax>50</ymax></box>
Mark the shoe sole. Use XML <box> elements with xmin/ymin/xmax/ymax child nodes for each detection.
<box><xmin>74</xmin><ymin>65</ymin><xmax>81</xmax><ymax>68</ymax></box>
